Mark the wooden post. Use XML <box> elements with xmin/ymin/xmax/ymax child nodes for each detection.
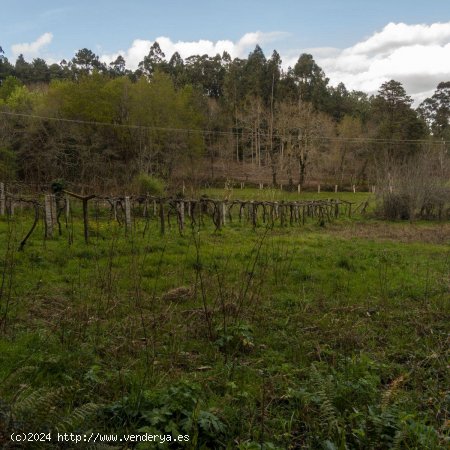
<box><xmin>51</xmin><ymin>195</ymin><xmax>57</xmax><ymax>227</ymax></box>
<box><xmin>159</xmin><ymin>199</ymin><xmax>165</xmax><ymax>235</ymax></box>
<box><xmin>241</xmin><ymin>182</ymin><xmax>244</xmax><ymax>189</ymax></box>
<box><xmin>179</xmin><ymin>201</ymin><xmax>185</xmax><ymax>231</ymax></box>
<box><xmin>0</xmin><ymin>183</ymin><xmax>5</xmax><ymax>216</ymax></box>
<box><xmin>352</xmin><ymin>184</ymin><xmax>356</xmax><ymax>193</ymax></box>
<box><xmin>62</xmin><ymin>190</ymin><xmax>95</xmax><ymax>244</ymax></box>
<box><xmin>222</xmin><ymin>202</ymin><xmax>227</xmax><ymax>225</ymax></box>
<box><xmin>82</xmin><ymin>198</ymin><xmax>89</xmax><ymax>243</ymax></box>
<box><xmin>297</xmin><ymin>184</ymin><xmax>301</xmax><ymax>193</ymax></box>
<box><xmin>250</xmin><ymin>201</ymin><xmax>256</xmax><ymax>227</ymax></box>
<box><xmin>65</xmin><ymin>197</ymin><xmax>70</xmax><ymax>223</ymax></box>
<box><xmin>318</xmin><ymin>184</ymin><xmax>321</xmax><ymax>193</ymax></box>
<box><xmin>124</xmin><ymin>196</ymin><xmax>132</xmax><ymax>234</ymax></box>
<box><xmin>334</xmin><ymin>185</ymin><xmax>338</xmax><ymax>193</ymax></box>
<box><xmin>44</xmin><ymin>194</ymin><xmax>53</xmax><ymax>238</ymax></box>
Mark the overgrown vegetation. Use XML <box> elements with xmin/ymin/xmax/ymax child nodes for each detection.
<box><xmin>0</xmin><ymin>193</ymin><xmax>448</xmax><ymax>448</ymax></box>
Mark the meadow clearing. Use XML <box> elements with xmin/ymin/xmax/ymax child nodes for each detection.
<box><xmin>0</xmin><ymin>189</ymin><xmax>448</xmax><ymax>449</ymax></box>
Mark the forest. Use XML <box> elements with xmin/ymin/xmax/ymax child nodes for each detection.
<box><xmin>0</xmin><ymin>43</ymin><xmax>449</xmax><ymax>194</ymax></box>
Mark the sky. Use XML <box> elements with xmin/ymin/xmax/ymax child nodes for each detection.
<box><xmin>2</xmin><ymin>0</ymin><xmax>450</xmax><ymax>102</ymax></box>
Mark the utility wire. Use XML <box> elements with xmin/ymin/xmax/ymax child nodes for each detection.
<box><xmin>1</xmin><ymin>110</ymin><xmax>449</xmax><ymax>146</ymax></box>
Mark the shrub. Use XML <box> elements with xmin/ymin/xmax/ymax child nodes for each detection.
<box><xmin>377</xmin><ymin>193</ymin><xmax>412</xmax><ymax>220</ymax></box>
<box><xmin>375</xmin><ymin>150</ymin><xmax>450</xmax><ymax>220</ymax></box>
<box><xmin>133</xmin><ymin>173</ymin><xmax>165</xmax><ymax>196</ymax></box>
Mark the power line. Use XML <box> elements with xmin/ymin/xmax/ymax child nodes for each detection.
<box><xmin>1</xmin><ymin>110</ymin><xmax>449</xmax><ymax>146</ymax></box>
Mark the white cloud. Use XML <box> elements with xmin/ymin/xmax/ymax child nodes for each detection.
<box><xmin>312</xmin><ymin>22</ymin><xmax>450</xmax><ymax>103</ymax></box>
<box><xmin>101</xmin><ymin>23</ymin><xmax>450</xmax><ymax>104</ymax></box>
<box><xmin>11</xmin><ymin>32</ymin><xmax>53</xmax><ymax>59</ymax></box>
<box><xmin>18</xmin><ymin>23</ymin><xmax>450</xmax><ymax>105</ymax></box>
<box><xmin>100</xmin><ymin>31</ymin><xmax>288</xmax><ymax>70</ymax></box>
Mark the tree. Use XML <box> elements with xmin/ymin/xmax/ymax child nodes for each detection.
<box><xmin>168</xmin><ymin>51</ymin><xmax>184</xmax><ymax>87</ymax></box>
<box><xmin>275</xmin><ymin>100</ymin><xmax>333</xmax><ymax>188</ymax></box>
<box><xmin>184</xmin><ymin>54</ymin><xmax>225</xmax><ymax>98</ymax></box>
<box><xmin>372</xmin><ymin>80</ymin><xmax>426</xmax><ymax>154</ymax></box>
<box><xmin>293</xmin><ymin>54</ymin><xmax>329</xmax><ymax>111</ymax></box>
<box><xmin>138</xmin><ymin>42</ymin><xmax>167</xmax><ymax>78</ymax></box>
<box><xmin>0</xmin><ymin>48</ymin><xmax>14</xmax><ymax>85</ymax></box>
<box><xmin>109</xmin><ymin>55</ymin><xmax>127</xmax><ymax>77</ymax></box>
<box><xmin>31</xmin><ymin>58</ymin><xmax>50</xmax><ymax>83</ymax></box>
<box><xmin>418</xmin><ymin>82</ymin><xmax>450</xmax><ymax>139</ymax></box>
<box><xmin>71</xmin><ymin>48</ymin><xmax>105</xmax><ymax>75</ymax></box>
<box><xmin>48</xmin><ymin>63</ymin><xmax>64</xmax><ymax>81</ymax></box>
<box><xmin>0</xmin><ymin>76</ymin><xmax>22</xmax><ymax>101</ymax></box>
<box><xmin>265</xmin><ymin>50</ymin><xmax>282</xmax><ymax>185</ymax></box>
<box><xmin>242</xmin><ymin>45</ymin><xmax>267</xmax><ymax>99</ymax></box>
<box><xmin>14</xmin><ymin>54</ymin><xmax>33</xmax><ymax>83</ymax></box>
<box><xmin>335</xmin><ymin>115</ymin><xmax>366</xmax><ymax>184</ymax></box>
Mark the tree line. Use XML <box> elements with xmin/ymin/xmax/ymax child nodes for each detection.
<box><xmin>0</xmin><ymin>43</ymin><xmax>448</xmax><ymax>191</ymax></box>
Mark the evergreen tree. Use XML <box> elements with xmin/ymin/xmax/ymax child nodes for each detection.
<box><xmin>293</xmin><ymin>53</ymin><xmax>329</xmax><ymax>110</ymax></box>
<box><xmin>14</xmin><ymin>54</ymin><xmax>33</xmax><ymax>83</ymax></box>
<box><xmin>418</xmin><ymin>82</ymin><xmax>450</xmax><ymax>139</ymax></box>
<box><xmin>72</xmin><ymin>48</ymin><xmax>105</xmax><ymax>75</ymax></box>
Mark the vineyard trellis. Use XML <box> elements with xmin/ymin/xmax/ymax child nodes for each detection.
<box><xmin>0</xmin><ymin>183</ymin><xmax>367</xmax><ymax>250</ymax></box>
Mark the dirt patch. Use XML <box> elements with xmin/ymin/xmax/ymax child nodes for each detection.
<box><xmin>327</xmin><ymin>221</ymin><xmax>450</xmax><ymax>244</ymax></box>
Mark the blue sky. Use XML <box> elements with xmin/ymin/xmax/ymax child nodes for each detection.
<box><xmin>2</xmin><ymin>0</ymin><xmax>450</xmax><ymax>101</ymax></box>
<box><xmin>2</xmin><ymin>0</ymin><xmax>448</xmax><ymax>58</ymax></box>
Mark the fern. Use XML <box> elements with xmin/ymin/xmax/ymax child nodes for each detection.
<box><xmin>310</xmin><ymin>366</ymin><xmax>339</xmax><ymax>435</ymax></box>
<box><xmin>11</xmin><ymin>386</ymin><xmax>102</xmax><ymax>435</ymax></box>
<box><xmin>13</xmin><ymin>386</ymin><xmax>68</xmax><ymax>428</ymax></box>
<box><xmin>56</xmin><ymin>402</ymin><xmax>102</xmax><ymax>433</ymax></box>
<box><xmin>381</xmin><ymin>374</ymin><xmax>406</xmax><ymax>409</ymax></box>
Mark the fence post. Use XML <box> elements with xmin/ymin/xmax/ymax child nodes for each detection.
<box><xmin>179</xmin><ymin>200</ymin><xmax>185</xmax><ymax>232</ymax></box>
<box><xmin>222</xmin><ymin>202</ymin><xmax>227</xmax><ymax>226</ymax></box>
<box><xmin>44</xmin><ymin>194</ymin><xmax>53</xmax><ymax>238</ymax></box>
<box><xmin>297</xmin><ymin>184</ymin><xmax>301</xmax><ymax>193</ymax></box>
<box><xmin>50</xmin><ymin>194</ymin><xmax>57</xmax><ymax>227</ymax></box>
<box><xmin>159</xmin><ymin>199</ymin><xmax>165</xmax><ymax>235</ymax></box>
<box><xmin>334</xmin><ymin>185</ymin><xmax>338</xmax><ymax>193</ymax></box>
<box><xmin>124</xmin><ymin>196</ymin><xmax>132</xmax><ymax>234</ymax></box>
<box><xmin>186</xmin><ymin>201</ymin><xmax>191</xmax><ymax>218</ymax></box>
<box><xmin>318</xmin><ymin>184</ymin><xmax>321</xmax><ymax>194</ymax></box>
<box><xmin>65</xmin><ymin>197</ymin><xmax>70</xmax><ymax>224</ymax></box>
<box><xmin>0</xmin><ymin>183</ymin><xmax>5</xmax><ymax>216</ymax></box>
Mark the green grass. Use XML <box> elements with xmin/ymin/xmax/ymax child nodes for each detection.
<box><xmin>199</xmin><ymin>186</ymin><xmax>371</xmax><ymax>203</ymax></box>
<box><xmin>0</xmin><ymin>198</ymin><xmax>448</xmax><ymax>449</ymax></box>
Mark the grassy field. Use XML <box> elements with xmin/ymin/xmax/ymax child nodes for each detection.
<box><xmin>0</xmin><ymin>191</ymin><xmax>449</xmax><ymax>449</ymax></box>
